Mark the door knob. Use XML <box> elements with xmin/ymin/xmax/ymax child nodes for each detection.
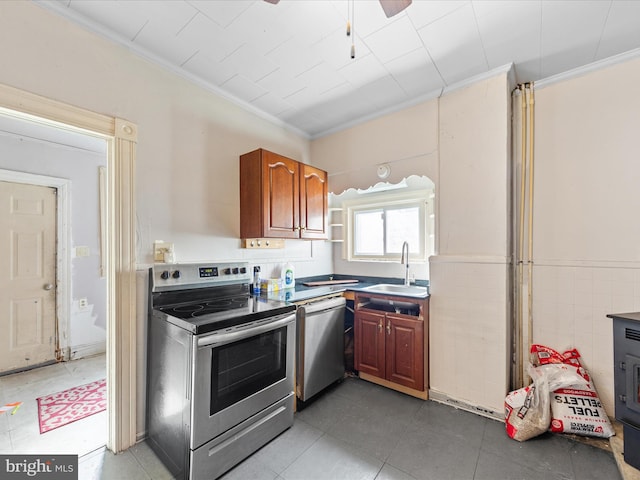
<box><xmin>43</xmin><ymin>283</ymin><xmax>54</xmax><ymax>291</ymax></box>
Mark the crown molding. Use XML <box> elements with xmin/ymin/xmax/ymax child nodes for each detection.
<box><xmin>535</xmin><ymin>48</ymin><xmax>640</xmax><ymax>90</ymax></box>
<box><xmin>35</xmin><ymin>0</ymin><xmax>311</xmax><ymax>140</ymax></box>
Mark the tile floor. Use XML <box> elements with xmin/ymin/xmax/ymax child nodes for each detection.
<box><xmin>0</xmin><ymin>357</ymin><xmax>624</xmax><ymax>479</ymax></box>
<box><xmin>0</xmin><ymin>354</ymin><xmax>107</xmax><ymax>457</ymax></box>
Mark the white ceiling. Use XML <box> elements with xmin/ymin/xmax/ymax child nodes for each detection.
<box><xmin>38</xmin><ymin>0</ymin><xmax>640</xmax><ymax>138</ymax></box>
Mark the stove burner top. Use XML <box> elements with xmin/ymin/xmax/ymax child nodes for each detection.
<box><xmin>149</xmin><ymin>264</ymin><xmax>295</xmax><ymax>335</ymax></box>
<box><xmin>153</xmin><ymin>292</ymin><xmax>295</xmax><ymax>334</ymax></box>
<box><xmin>159</xmin><ymin>296</ymin><xmax>250</xmax><ymax>319</ymax></box>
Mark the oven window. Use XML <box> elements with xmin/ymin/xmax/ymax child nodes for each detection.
<box><xmin>210</xmin><ymin>325</ymin><xmax>287</xmax><ymax>415</ymax></box>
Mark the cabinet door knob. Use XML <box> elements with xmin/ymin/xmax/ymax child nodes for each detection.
<box><xmin>386</xmin><ymin>320</ymin><xmax>391</xmax><ymax>335</ymax></box>
<box><xmin>378</xmin><ymin>320</ymin><xmax>383</xmax><ymax>332</ymax></box>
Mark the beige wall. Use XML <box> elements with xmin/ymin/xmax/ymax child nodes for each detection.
<box><xmin>430</xmin><ymin>73</ymin><xmax>511</xmax><ymax>414</ymax></box>
<box><xmin>312</xmin><ymin>100</ymin><xmax>439</xmax><ymax>194</ymax></box>
<box><xmin>311</xmin><ymin>99</ymin><xmax>439</xmax><ymax>281</ymax></box>
<box><xmin>438</xmin><ymin>76</ymin><xmax>511</xmax><ymax>258</ymax></box>
<box><xmin>533</xmin><ymin>57</ymin><xmax>640</xmax><ymax>414</ymax></box>
<box><xmin>0</xmin><ymin>2</ymin><xmax>330</xmax><ymax>277</ymax></box>
<box><xmin>311</xmin><ymin>72</ymin><xmax>512</xmax><ymax>414</ymax></box>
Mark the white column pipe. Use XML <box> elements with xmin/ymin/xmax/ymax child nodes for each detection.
<box><xmin>526</xmin><ymin>84</ymin><xmax>535</xmax><ymax>371</ymax></box>
<box><xmin>516</xmin><ymin>85</ymin><xmax>527</xmax><ymax>388</ymax></box>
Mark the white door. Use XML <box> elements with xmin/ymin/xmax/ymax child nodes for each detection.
<box><xmin>0</xmin><ymin>181</ymin><xmax>57</xmax><ymax>373</ymax></box>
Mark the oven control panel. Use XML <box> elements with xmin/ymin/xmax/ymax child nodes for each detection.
<box><xmin>152</xmin><ymin>262</ymin><xmax>251</xmax><ymax>291</ymax></box>
<box><xmin>199</xmin><ymin>266</ymin><xmax>218</xmax><ymax>277</ymax></box>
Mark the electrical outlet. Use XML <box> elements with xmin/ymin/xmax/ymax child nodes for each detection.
<box><xmin>75</xmin><ymin>246</ymin><xmax>90</xmax><ymax>257</ymax></box>
<box><xmin>153</xmin><ymin>241</ymin><xmax>174</xmax><ymax>262</ymax></box>
<box><xmin>78</xmin><ymin>298</ymin><xmax>88</xmax><ymax>309</ymax></box>
<box><xmin>409</xmin><ymin>273</ymin><xmax>416</xmax><ymax>284</ymax></box>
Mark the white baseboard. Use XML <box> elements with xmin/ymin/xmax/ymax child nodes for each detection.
<box><xmin>69</xmin><ymin>341</ymin><xmax>106</xmax><ymax>360</ymax></box>
<box><xmin>428</xmin><ymin>389</ymin><xmax>503</xmax><ymax>421</ymax></box>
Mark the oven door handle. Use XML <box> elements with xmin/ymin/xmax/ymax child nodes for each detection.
<box><xmin>196</xmin><ymin>312</ymin><xmax>295</xmax><ymax>348</ymax></box>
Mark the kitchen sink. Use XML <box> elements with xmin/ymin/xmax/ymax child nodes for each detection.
<box><xmin>361</xmin><ymin>284</ymin><xmax>428</xmax><ymax>298</ymax></box>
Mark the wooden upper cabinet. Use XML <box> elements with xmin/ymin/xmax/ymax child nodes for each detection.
<box><xmin>240</xmin><ymin>149</ymin><xmax>327</xmax><ymax>240</ymax></box>
<box><xmin>263</xmin><ymin>151</ymin><xmax>299</xmax><ymax>238</ymax></box>
<box><xmin>299</xmin><ymin>163</ymin><xmax>328</xmax><ymax>239</ymax></box>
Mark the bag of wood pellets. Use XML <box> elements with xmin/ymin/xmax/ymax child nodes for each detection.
<box><xmin>550</xmin><ymin>386</ymin><xmax>614</xmax><ymax>437</ymax></box>
<box><xmin>505</xmin><ymin>366</ymin><xmax>551</xmax><ymax>441</ymax></box>
<box><xmin>530</xmin><ymin>344</ymin><xmax>614</xmax><ymax>438</ymax></box>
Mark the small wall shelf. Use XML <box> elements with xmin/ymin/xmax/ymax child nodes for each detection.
<box><xmin>328</xmin><ymin>207</ymin><xmax>344</xmax><ymax>243</ymax></box>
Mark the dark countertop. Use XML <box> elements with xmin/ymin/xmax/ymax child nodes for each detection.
<box><xmin>262</xmin><ymin>274</ymin><xmax>430</xmax><ymax>304</ymax></box>
<box><xmin>607</xmin><ymin>312</ymin><xmax>640</xmax><ymax>323</ymax></box>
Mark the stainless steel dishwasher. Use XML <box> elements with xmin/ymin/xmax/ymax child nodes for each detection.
<box><xmin>295</xmin><ymin>295</ymin><xmax>346</xmax><ymax>402</ymax></box>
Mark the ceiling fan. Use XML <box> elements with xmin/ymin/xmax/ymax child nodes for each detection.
<box><xmin>263</xmin><ymin>0</ymin><xmax>412</xmax><ymax>18</ymax></box>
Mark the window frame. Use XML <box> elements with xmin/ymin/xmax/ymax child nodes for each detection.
<box><xmin>343</xmin><ymin>190</ymin><xmax>430</xmax><ymax>262</ymax></box>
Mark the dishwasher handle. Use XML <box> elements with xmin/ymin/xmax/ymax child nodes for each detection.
<box><xmin>298</xmin><ymin>296</ymin><xmax>346</xmax><ymax>315</ymax></box>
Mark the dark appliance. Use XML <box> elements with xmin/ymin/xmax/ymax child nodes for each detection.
<box><xmin>608</xmin><ymin>311</ymin><xmax>640</xmax><ymax>470</ymax></box>
<box><xmin>147</xmin><ymin>262</ymin><xmax>296</xmax><ymax>480</ymax></box>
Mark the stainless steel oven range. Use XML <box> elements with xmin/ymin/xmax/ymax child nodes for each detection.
<box><xmin>147</xmin><ymin>262</ymin><xmax>296</xmax><ymax>480</ymax></box>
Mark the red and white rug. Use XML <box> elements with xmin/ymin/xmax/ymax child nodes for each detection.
<box><xmin>36</xmin><ymin>378</ymin><xmax>106</xmax><ymax>434</ymax></box>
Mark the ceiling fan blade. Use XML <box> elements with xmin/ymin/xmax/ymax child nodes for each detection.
<box><xmin>263</xmin><ymin>0</ymin><xmax>280</xmax><ymax>4</ymax></box>
<box><xmin>379</xmin><ymin>0</ymin><xmax>412</xmax><ymax>18</ymax></box>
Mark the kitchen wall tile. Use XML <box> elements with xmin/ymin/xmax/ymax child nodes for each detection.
<box><xmin>429</xmin><ymin>260</ymin><xmax>509</xmax><ymax>413</ymax></box>
<box><xmin>612</xmin><ymin>293</ymin><xmax>634</xmax><ymax>312</ymax></box>
<box><xmin>573</xmin><ymin>305</ymin><xmax>594</xmax><ymax>336</ymax></box>
<box><xmin>482</xmin><ymin>379</ymin><xmax>508</xmax><ymax>412</ymax></box>
<box><xmin>592</xmin><ymin>267</ymin><xmax>614</xmax><ymax>284</ymax></box>
<box><xmin>574</xmin><ymin>290</ymin><xmax>594</xmax><ymax>308</ymax></box>
<box><xmin>530</xmin><ymin>264</ymin><xmax>640</xmax><ymax>413</ymax></box>
<box><xmin>592</xmin><ymin>292</ymin><xmax>613</xmax><ymax>310</ymax></box>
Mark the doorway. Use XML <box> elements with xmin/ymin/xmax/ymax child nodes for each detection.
<box><xmin>0</xmin><ymin>82</ymin><xmax>138</xmax><ymax>453</ymax></box>
<box><xmin>0</xmin><ymin>118</ymin><xmax>109</xmax><ymax>456</ymax></box>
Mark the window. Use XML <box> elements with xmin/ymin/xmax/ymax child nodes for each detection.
<box><xmin>344</xmin><ymin>191</ymin><xmax>431</xmax><ymax>262</ymax></box>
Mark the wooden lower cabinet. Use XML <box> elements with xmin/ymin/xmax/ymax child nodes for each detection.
<box><xmin>386</xmin><ymin>313</ymin><xmax>424</xmax><ymax>391</ymax></box>
<box><xmin>354</xmin><ymin>293</ymin><xmax>428</xmax><ymax>397</ymax></box>
<box><xmin>354</xmin><ymin>310</ymin><xmax>386</xmax><ymax>379</ymax></box>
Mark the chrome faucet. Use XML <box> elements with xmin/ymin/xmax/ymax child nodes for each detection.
<box><xmin>401</xmin><ymin>241</ymin><xmax>410</xmax><ymax>286</ymax></box>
